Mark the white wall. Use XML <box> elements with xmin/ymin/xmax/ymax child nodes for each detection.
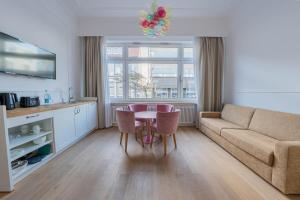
<box><xmin>0</xmin><ymin>0</ymin><xmax>81</xmax><ymax>103</ymax></box>
<box><xmin>78</xmin><ymin>17</ymin><xmax>228</xmax><ymax>37</ymax></box>
<box><xmin>224</xmin><ymin>0</ymin><xmax>300</xmax><ymax>114</ymax></box>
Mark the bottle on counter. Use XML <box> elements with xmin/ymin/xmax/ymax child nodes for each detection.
<box><xmin>68</xmin><ymin>87</ymin><xmax>74</xmax><ymax>103</ymax></box>
<box><xmin>44</xmin><ymin>90</ymin><xmax>51</xmax><ymax>105</ymax></box>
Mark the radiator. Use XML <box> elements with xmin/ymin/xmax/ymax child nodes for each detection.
<box><xmin>111</xmin><ymin>103</ymin><xmax>196</xmax><ymax>126</ymax></box>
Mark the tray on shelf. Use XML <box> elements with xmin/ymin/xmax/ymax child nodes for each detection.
<box><xmin>11</xmin><ymin>160</ymin><xmax>28</xmax><ymax>177</ymax></box>
<box><xmin>12</xmin><ymin>154</ymin><xmax>53</xmax><ymax>182</ymax></box>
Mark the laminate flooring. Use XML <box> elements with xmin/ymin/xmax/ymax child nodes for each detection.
<box><xmin>1</xmin><ymin>127</ymin><xmax>299</xmax><ymax>200</ymax></box>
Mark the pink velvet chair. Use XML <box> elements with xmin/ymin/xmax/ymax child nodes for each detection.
<box><xmin>151</xmin><ymin>109</ymin><xmax>180</xmax><ymax>156</ymax></box>
<box><xmin>156</xmin><ymin>104</ymin><xmax>174</xmax><ymax>112</ymax></box>
<box><xmin>128</xmin><ymin>104</ymin><xmax>148</xmax><ymax>123</ymax></box>
<box><xmin>154</xmin><ymin>104</ymin><xmax>174</xmax><ymax>123</ymax></box>
<box><xmin>116</xmin><ymin>108</ymin><xmax>144</xmax><ymax>152</ymax></box>
<box><xmin>128</xmin><ymin>104</ymin><xmax>148</xmax><ymax>112</ymax></box>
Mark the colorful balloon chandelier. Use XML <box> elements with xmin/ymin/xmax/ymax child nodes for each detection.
<box><xmin>139</xmin><ymin>1</ymin><xmax>170</xmax><ymax>37</ymax></box>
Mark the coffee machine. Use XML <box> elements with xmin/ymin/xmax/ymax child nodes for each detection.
<box><xmin>0</xmin><ymin>93</ymin><xmax>18</xmax><ymax>110</ymax></box>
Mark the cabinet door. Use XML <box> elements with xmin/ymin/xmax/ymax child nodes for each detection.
<box><xmin>87</xmin><ymin>102</ymin><xmax>98</xmax><ymax>131</ymax></box>
<box><xmin>54</xmin><ymin>107</ymin><xmax>76</xmax><ymax>152</ymax></box>
<box><xmin>75</xmin><ymin>104</ymin><xmax>88</xmax><ymax>138</ymax></box>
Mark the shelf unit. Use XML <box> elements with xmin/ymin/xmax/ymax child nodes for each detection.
<box><xmin>0</xmin><ymin>112</ymin><xmax>56</xmax><ymax>190</ymax></box>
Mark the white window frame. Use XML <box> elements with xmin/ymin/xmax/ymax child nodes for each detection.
<box><xmin>105</xmin><ymin>41</ymin><xmax>197</xmax><ymax>103</ymax></box>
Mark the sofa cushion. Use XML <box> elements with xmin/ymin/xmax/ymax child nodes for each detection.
<box><xmin>249</xmin><ymin>109</ymin><xmax>300</xmax><ymax>141</ymax></box>
<box><xmin>221</xmin><ymin>104</ymin><xmax>255</xmax><ymax>128</ymax></box>
<box><xmin>221</xmin><ymin>129</ymin><xmax>279</xmax><ymax>166</ymax></box>
<box><xmin>200</xmin><ymin>118</ymin><xmax>243</xmax><ymax>135</ymax></box>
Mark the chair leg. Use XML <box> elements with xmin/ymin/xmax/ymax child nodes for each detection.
<box><xmin>163</xmin><ymin>135</ymin><xmax>167</xmax><ymax>156</ymax></box>
<box><xmin>120</xmin><ymin>132</ymin><xmax>123</xmax><ymax>145</ymax></box>
<box><xmin>125</xmin><ymin>133</ymin><xmax>129</xmax><ymax>153</ymax></box>
<box><xmin>173</xmin><ymin>134</ymin><xmax>177</xmax><ymax>149</ymax></box>
<box><xmin>150</xmin><ymin>131</ymin><xmax>154</xmax><ymax>148</ymax></box>
<box><xmin>140</xmin><ymin>130</ymin><xmax>144</xmax><ymax>148</ymax></box>
<box><xmin>135</xmin><ymin>133</ymin><xmax>138</xmax><ymax>141</ymax></box>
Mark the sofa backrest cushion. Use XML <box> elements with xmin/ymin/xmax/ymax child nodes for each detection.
<box><xmin>249</xmin><ymin>109</ymin><xmax>300</xmax><ymax>141</ymax></box>
<box><xmin>221</xmin><ymin>104</ymin><xmax>255</xmax><ymax>128</ymax></box>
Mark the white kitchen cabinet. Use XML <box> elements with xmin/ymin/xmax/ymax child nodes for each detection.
<box><xmin>0</xmin><ymin>101</ymin><xmax>97</xmax><ymax>192</ymax></box>
<box><xmin>87</xmin><ymin>102</ymin><xmax>98</xmax><ymax>132</ymax></box>
<box><xmin>54</xmin><ymin>102</ymin><xmax>97</xmax><ymax>152</ymax></box>
<box><xmin>74</xmin><ymin>104</ymin><xmax>88</xmax><ymax>138</ymax></box>
<box><xmin>53</xmin><ymin>107</ymin><xmax>76</xmax><ymax>152</ymax></box>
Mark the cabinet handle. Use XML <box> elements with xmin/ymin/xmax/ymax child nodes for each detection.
<box><xmin>26</xmin><ymin>114</ymin><xmax>40</xmax><ymax>119</ymax></box>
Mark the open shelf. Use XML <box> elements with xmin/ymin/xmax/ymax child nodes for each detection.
<box><xmin>10</xmin><ymin>140</ymin><xmax>53</xmax><ymax>162</ymax></box>
<box><xmin>9</xmin><ymin>131</ymin><xmax>53</xmax><ymax>149</ymax></box>
<box><xmin>12</xmin><ymin>153</ymin><xmax>54</xmax><ymax>183</ymax></box>
<box><xmin>5</xmin><ymin>116</ymin><xmax>56</xmax><ymax>189</ymax></box>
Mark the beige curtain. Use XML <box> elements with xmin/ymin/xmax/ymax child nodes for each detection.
<box><xmin>199</xmin><ymin>37</ymin><xmax>224</xmax><ymax>112</ymax></box>
<box><xmin>84</xmin><ymin>36</ymin><xmax>105</xmax><ymax>129</ymax></box>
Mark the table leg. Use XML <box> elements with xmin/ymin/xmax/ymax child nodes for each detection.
<box><xmin>143</xmin><ymin>119</ymin><xmax>161</xmax><ymax>144</ymax></box>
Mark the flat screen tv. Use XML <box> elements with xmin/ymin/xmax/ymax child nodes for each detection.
<box><xmin>0</xmin><ymin>32</ymin><xmax>56</xmax><ymax>79</ymax></box>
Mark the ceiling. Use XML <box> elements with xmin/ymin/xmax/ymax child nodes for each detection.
<box><xmin>65</xmin><ymin>0</ymin><xmax>239</xmax><ymax>18</ymax></box>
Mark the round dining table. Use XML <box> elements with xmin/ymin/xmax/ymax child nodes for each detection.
<box><xmin>135</xmin><ymin>111</ymin><xmax>157</xmax><ymax>144</ymax></box>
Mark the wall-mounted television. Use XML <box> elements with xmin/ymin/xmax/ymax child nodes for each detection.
<box><xmin>0</xmin><ymin>32</ymin><xmax>56</xmax><ymax>79</ymax></box>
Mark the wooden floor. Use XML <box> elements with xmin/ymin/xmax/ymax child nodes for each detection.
<box><xmin>1</xmin><ymin>127</ymin><xmax>300</xmax><ymax>200</ymax></box>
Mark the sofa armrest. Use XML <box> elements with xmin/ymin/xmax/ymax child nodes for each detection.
<box><xmin>199</xmin><ymin>112</ymin><xmax>221</xmax><ymax>118</ymax></box>
<box><xmin>272</xmin><ymin>141</ymin><xmax>300</xmax><ymax>194</ymax></box>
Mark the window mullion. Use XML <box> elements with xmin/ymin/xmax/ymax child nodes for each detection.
<box><xmin>178</xmin><ymin>46</ymin><xmax>183</xmax><ymax>99</ymax></box>
<box><xmin>124</xmin><ymin>44</ymin><xmax>129</xmax><ymax>100</ymax></box>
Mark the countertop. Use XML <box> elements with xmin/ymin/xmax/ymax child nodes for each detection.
<box><xmin>6</xmin><ymin>101</ymin><xmax>96</xmax><ymax>118</ymax></box>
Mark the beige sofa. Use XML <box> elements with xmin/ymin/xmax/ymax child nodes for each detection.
<box><xmin>199</xmin><ymin>104</ymin><xmax>300</xmax><ymax>194</ymax></box>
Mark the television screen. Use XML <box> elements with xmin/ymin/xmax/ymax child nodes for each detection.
<box><xmin>0</xmin><ymin>32</ymin><xmax>56</xmax><ymax>79</ymax></box>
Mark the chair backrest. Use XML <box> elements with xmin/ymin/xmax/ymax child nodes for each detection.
<box><xmin>156</xmin><ymin>110</ymin><xmax>180</xmax><ymax>135</ymax></box>
<box><xmin>128</xmin><ymin>104</ymin><xmax>148</xmax><ymax>112</ymax></box>
<box><xmin>156</xmin><ymin>104</ymin><xmax>174</xmax><ymax>112</ymax></box>
<box><xmin>116</xmin><ymin>108</ymin><xmax>135</xmax><ymax>134</ymax></box>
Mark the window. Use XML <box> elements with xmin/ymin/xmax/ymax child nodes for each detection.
<box><xmin>107</xmin><ymin>63</ymin><xmax>123</xmax><ymax>98</ymax></box>
<box><xmin>128</xmin><ymin>63</ymin><xmax>178</xmax><ymax>99</ymax></box>
<box><xmin>105</xmin><ymin>42</ymin><xmax>196</xmax><ymax>100</ymax></box>
<box><xmin>183</xmin><ymin>47</ymin><xmax>193</xmax><ymax>58</ymax></box>
<box><xmin>106</xmin><ymin>47</ymin><xmax>123</xmax><ymax>58</ymax></box>
<box><xmin>128</xmin><ymin>47</ymin><xmax>178</xmax><ymax>58</ymax></box>
<box><xmin>183</xmin><ymin>63</ymin><xmax>196</xmax><ymax>98</ymax></box>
